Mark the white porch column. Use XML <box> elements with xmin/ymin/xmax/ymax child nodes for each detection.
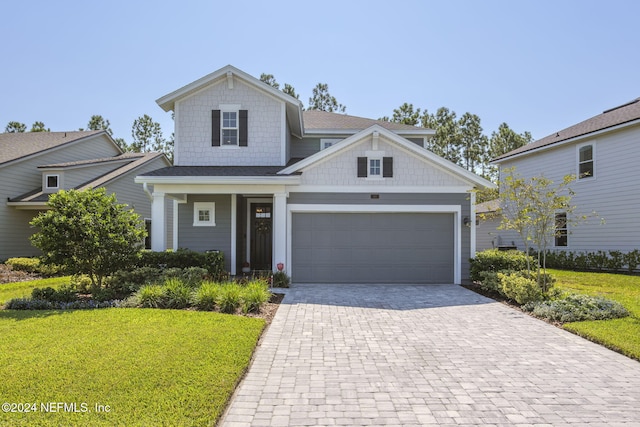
<box><xmin>272</xmin><ymin>192</ymin><xmax>287</xmax><ymax>272</ymax></box>
<box><xmin>151</xmin><ymin>192</ymin><xmax>167</xmax><ymax>251</ymax></box>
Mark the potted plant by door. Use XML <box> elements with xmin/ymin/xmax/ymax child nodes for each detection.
<box><xmin>242</xmin><ymin>261</ymin><xmax>251</xmax><ymax>274</ymax></box>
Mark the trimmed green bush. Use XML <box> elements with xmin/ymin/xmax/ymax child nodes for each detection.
<box><xmin>6</xmin><ymin>257</ymin><xmax>41</xmax><ymax>273</ymax></box>
<box><xmin>136</xmin><ymin>249</ymin><xmax>226</xmax><ymax>280</ymax></box>
<box><xmin>523</xmin><ymin>294</ymin><xmax>630</xmax><ymax>323</ymax></box>
<box><xmin>498</xmin><ymin>272</ymin><xmax>543</xmax><ymax>305</ymax></box>
<box><xmin>162</xmin><ymin>278</ymin><xmax>193</xmax><ymax>309</ymax></box>
<box><xmin>31</xmin><ymin>285</ymin><xmax>77</xmax><ymax>303</ymax></box>
<box><xmin>470</xmin><ymin>249</ymin><xmax>536</xmax><ymax>282</ymax></box>
<box><xmin>272</xmin><ymin>271</ymin><xmax>290</xmax><ymax>288</ymax></box>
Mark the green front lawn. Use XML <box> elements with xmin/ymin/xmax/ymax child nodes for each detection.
<box><xmin>0</xmin><ymin>276</ymin><xmax>71</xmax><ymax>306</ymax></box>
<box><xmin>0</xmin><ymin>308</ymin><xmax>265</xmax><ymax>426</ymax></box>
<box><xmin>549</xmin><ymin>269</ymin><xmax>640</xmax><ymax>360</ymax></box>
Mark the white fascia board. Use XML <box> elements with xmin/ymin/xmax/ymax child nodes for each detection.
<box><xmin>150</xmin><ymin>183</ymin><xmax>290</xmax><ymax>195</ymax></box>
<box><xmin>492</xmin><ymin>118</ymin><xmax>640</xmax><ymax>164</ymax></box>
<box><xmin>135</xmin><ymin>175</ymin><xmax>301</xmax><ymax>186</ymax></box>
<box><xmin>303</xmin><ymin>128</ymin><xmax>434</xmax><ymax>136</ymax></box>
<box><xmin>7</xmin><ymin>202</ymin><xmax>48</xmax><ymax>210</ymax></box>
<box><xmin>287</xmin><ymin>185</ymin><xmax>473</xmax><ymax>193</ymax></box>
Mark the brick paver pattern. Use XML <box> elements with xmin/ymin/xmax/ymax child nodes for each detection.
<box><xmin>220</xmin><ymin>284</ymin><xmax>640</xmax><ymax>426</ymax></box>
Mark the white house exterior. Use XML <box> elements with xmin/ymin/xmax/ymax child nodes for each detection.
<box><xmin>137</xmin><ymin>65</ymin><xmax>494</xmax><ymax>284</ymax></box>
<box><xmin>485</xmin><ymin>97</ymin><xmax>640</xmax><ymax>254</ymax></box>
<box><xmin>0</xmin><ymin>131</ymin><xmax>171</xmax><ymax>260</ymax></box>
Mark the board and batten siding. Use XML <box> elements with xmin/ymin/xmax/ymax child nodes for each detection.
<box><xmin>499</xmin><ymin>124</ymin><xmax>640</xmax><ymax>253</ymax></box>
<box><xmin>0</xmin><ymin>134</ymin><xmax>121</xmax><ymax>260</ymax></box>
<box><xmin>288</xmin><ymin>192</ymin><xmax>472</xmax><ymax>280</ymax></box>
<box><xmin>177</xmin><ymin>195</ymin><xmax>232</xmax><ymax>271</ymax></box>
<box><xmin>175</xmin><ymin>79</ymin><xmax>284</xmax><ymax>166</ymax></box>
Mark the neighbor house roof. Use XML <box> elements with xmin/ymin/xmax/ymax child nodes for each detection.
<box><xmin>8</xmin><ymin>152</ymin><xmax>166</xmax><ymax>204</ymax></box>
<box><xmin>38</xmin><ymin>151</ymin><xmax>147</xmax><ymax>169</ymax></box>
<box><xmin>302</xmin><ymin>110</ymin><xmax>434</xmax><ymax>135</ymax></box>
<box><xmin>0</xmin><ymin>131</ymin><xmax>106</xmax><ymax>166</ymax></box>
<box><xmin>494</xmin><ymin>97</ymin><xmax>640</xmax><ymax>162</ymax></box>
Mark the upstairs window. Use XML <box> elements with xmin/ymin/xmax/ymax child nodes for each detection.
<box><xmin>578</xmin><ymin>144</ymin><xmax>594</xmax><ymax>179</ymax></box>
<box><xmin>357</xmin><ymin>157</ymin><xmax>393</xmax><ymax>178</ymax></box>
<box><xmin>212</xmin><ymin>109</ymin><xmax>248</xmax><ymax>147</ymax></box>
<box><xmin>221</xmin><ymin>111</ymin><xmax>238</xmax><ymax>145</ymax></box>
<box><xmin>555</xmin><ymin>212</ymin><xmax>568</xmax><ymax>247</ymax></box>
<box><xmin>320</xmin><ymin>138</ymin><xmax>341</xmax><ymax>150</ymax></box>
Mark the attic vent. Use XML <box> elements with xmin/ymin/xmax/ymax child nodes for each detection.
<box><xmin>602</xmin><ymin>97</ymin><xmax>640</xmax><ymax>114</ymax></box>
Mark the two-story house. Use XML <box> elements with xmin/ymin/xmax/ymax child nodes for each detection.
<box><xmin>136</xmin><ymin>65</ymin><xmax>494</xmax><ymax>284</ymax></box>
<box><xmin>482</xmin><ymin>97</ymin><xmax>640</xmax><ymax>254</ymax></box>
<box><xmin>0</xmin><ymin>131</ymin><xmax>171</xmax><ymax>260</ymax></box>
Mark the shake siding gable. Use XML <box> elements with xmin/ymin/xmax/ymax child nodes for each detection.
<box><xmin>499</xmin><ymin>125</ymin><xmax>640</xmax><ymax>252</ymax></box>
<box><xmin>175</xmin><ymin>79</ymin><xmax>283</xmax><ymax>166</ymax></box>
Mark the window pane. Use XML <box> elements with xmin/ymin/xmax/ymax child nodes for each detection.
<box><xmin>579</xmin><ymin>161</ymin><xmax>593</xmax><ymax>178</ymax></box>
<box><xmin>222</xmin><ymin>129</ymin><xmax>238</xmax><ymax>145</ymax></box>
<box><xmin>46</xmin><ymin>175</ymin><xmax>58</xmax><ymax>188</ymax></box>
<box><xmin>370</xmin><ymin>159</ymin><xmax>381</xmax><ymax>176</ymax></box>
<box><xmin>199</xmin><ymin>210</ymin><xmax>210</xmax><ymax>222</ymax></box>
<box><xmin>223</xmin><ymin>112</ymin><xmax>237</xmax><ymax>128</ymax></box>
<box><xmin>555</xmin><ymin>213</ymin><xmax>568</xmax><ymax>247</ymax></box>
<box><xmin>579</xmin><ymin>145</ymin><xmax>592</xmax><ymax>162</ymax></box>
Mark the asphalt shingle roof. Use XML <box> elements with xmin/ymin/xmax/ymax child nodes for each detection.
<box><xmin>494</xmin><ymin>97</ymin><xmax>640</xmax><ymax>161</ymax></box>
<box><xmin>302</xmin><ymin>110</ymin><xmax>431</xmax><ymax>133</ymax></box>
<box><xmin>0</xmin><ymin>131</ymin><xmax>104</xmax><ymax>165</ymax></box>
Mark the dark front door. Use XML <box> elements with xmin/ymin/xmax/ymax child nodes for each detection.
<box><xmin>250</xmin><ymin>203</ymin><xmax>272</xmax><ymax>270</ymax></box>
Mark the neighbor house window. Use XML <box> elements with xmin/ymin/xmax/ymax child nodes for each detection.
<box><xmin>555</xmin><ymin>212</ymin><xmax>568</xmax><ymax>247</ymax></box>
<box><xmin>221</xmin><ymin>111</ymin><xmax>238</xmax><ymax>146</ymax></box>
<box><xmin>193</xmin><ymin>202</ymin><xmax>216</xmax><ymax>227</ymax></box>
<box><xmin>45</xmin><ymin>174</ymin><xmax>59</xmax><ymax>189</ymax></box>
<box><xmin>320</xmin><ymin>138</ymin><xmax>341</xmax><ymax>150</ymax></box>
<box><xmin>578</xmin><ymin>144</ymin><xmax>594</xmax><ymax>179</ymax></box>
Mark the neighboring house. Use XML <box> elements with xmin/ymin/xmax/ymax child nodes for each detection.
<box><xmin>0</xmin><ymin>131</ymin><xmax>171</xmax><ymax>260</ymax></box>
<box><xmin>136</xmin><ymin>65</ymin><xmax>494</xmax><ymax>284</ymax></box>
<box><xmin>483</xmin><ymin>97</ymin><xmax>640</xmax><ymax>254</ymax></box>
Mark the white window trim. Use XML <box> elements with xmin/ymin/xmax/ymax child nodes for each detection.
<box><xmin>577</xmin><ymin>141</ymin><xmax>596</xmax><ymax>181</ymax></box>
<box><xmin>193</xmin><ymin>202</ymin><xmax>216</xmax><ymax>227</ymax></box>
<box><xmin>219</xmin><ymin>104</ymin><xmax>241</xmax><ymax>148</ymax></box>
<box><xmin>45</xmin><ymin>174</ymin><xmax>60</xmax><ymax>190</ymax></box>
<box><xmin>320</xmin><ymin>138</ymin><xmax>341</xmax><ymax>150</ymax></box>
<box><xmin>365</xmin><ymin>150</ymin><xmax>385</xmax><ymax>180</ymax></box>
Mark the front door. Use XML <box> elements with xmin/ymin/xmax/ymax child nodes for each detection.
<box><xmin>250</xmin><ymin>203</ymin><xmax>272</xmax><ymax>271</ymax></box>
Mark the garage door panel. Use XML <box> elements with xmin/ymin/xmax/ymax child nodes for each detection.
<box><xmin>292</xmin><ymin>212</ymin><xmax>454</xmax><ymax>283</ymax></box>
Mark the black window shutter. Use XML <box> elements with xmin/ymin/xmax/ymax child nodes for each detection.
<box><xmin>211</xmin><ymin>110</ymin><xmax>221</xmax><ymax>146</ymax></box>
<box><xmin>239</xmin><ymin>110</ymin><xmax>248</xmax><ymax>147</ymax></box>
<box><xmin>383</xmin><ymin>157</ymin><xmax>393</xmax><ymax>177</ymax></box>
<box><xmin>357</xmin><ymin>157</ymin><xmax>367</xmax><ymax>177</ymax></box>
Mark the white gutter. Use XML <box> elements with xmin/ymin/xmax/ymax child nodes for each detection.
<box><xmin>135</xmin><ymin>175</ymin><xmax>301</xmax><ymax>186</ymax></box>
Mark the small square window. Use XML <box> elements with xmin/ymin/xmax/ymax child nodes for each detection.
<box><xmin>46</xmin><ymin>175</ymin><xmax>59</xmax><ymax>189</ymax></box>
<box><xmin>193</xmin><ymin>202</ymin><xmax>216</xmax><ymax>226</ymax></box>
<box><xmin>369</xmin><ymin>159</ymin><xmax>381</xmax><ymax>176</ymax></box>
<box><xmin>320</xmin><ymin>139</ymin><xmax>341</xmax><ymax>150</ymax></box>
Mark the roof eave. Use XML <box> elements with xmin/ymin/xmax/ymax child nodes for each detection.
<box><xmin>493</xmin><ymin>117</ymin><xmax>640</xmax><ymax>164</ymax></box>
<box><xmin>134</xmin><ymin>175</ymin><xmax>301</xmax><ymax>186</ymax></box>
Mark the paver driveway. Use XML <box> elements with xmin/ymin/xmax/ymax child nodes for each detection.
<box><xmin>220</xmin><ymin>284</ymin><xmax>640</xmax><ymax>426</ymax></box>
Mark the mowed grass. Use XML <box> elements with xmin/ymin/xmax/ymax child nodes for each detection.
<box><xmin>549</xmin><ymin>269</ymin><xmax>640</xmax><ymax>360</ymax></box>
<box><xmin>0</xmin><ymin>308</ymin><xmax>265</xmax><ymax>426</ymax></box>
<box><xmin>0</xmin><ymin>276</ymin><xmax>71</xmax><ymax>306</ymax></box>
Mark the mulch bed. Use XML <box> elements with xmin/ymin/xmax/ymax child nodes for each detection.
<box><xmin>0</xmin><ymin>264</ymin><xmax>41</xmax><ymax>284</ymax></box>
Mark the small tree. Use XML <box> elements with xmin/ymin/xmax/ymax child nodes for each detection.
<box><xmin>30</xmin><ymin>188</ymin><xmax>146</xmax><ymax>290</ymax></box>
<box><xmin>5</xmin><ymin>121</ymin><xmax>27</xmax><ymax>133</ymax></box>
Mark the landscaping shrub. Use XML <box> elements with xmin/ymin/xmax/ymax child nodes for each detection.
<box><xmin>523</xmin><ymin>294</ymin><xmax>630</xmax><ymax>323</ymax></box>
<box><xmin>498</xmin><ymin>272</ymin><xmax>543</xmax><ymax>305</ymax></box>
<box><xmin>5</xmin><ymin>257</ymin><xmax>64</xmax><ymax>276</ymax></box>
<box><xmin>241</xmin><ymin>280</ymin><xmax>271</xmax><ymax>313</ymax></box>
<box><xmin>71</xmin><ymin>274</ymin><xmax>93</xmax><ymax>293</ymax></box>
<box><xmin>138</xmin><ymin>285</ymin><xmax>165</xmax><ymax>308</ymax></box>
<box><xmin>477</xmin><ymin>271</ymin><xmax>504</xmax><ymax>294</ymax></box>
<box><xmin>624</xmin><ymin>250</ymin><xmax>640</xmax><ymax>273</ymax></box>
<box><xmin>31</xmin><ymin>285</ymin><xmax>77</xmax><ymax>303</ymax></box>
<box><xmin>542</xmin><ymin>249</ymin><xmax>640</xmax><ymax>273</ymax></box>
<box><xmin>5</xmin><ymin>298</ymin><xmax>120</xmax><ymax>310</ymax></box>
<box><xmin>470</xmin><ymin>249</ymin><xmax>536</xmax><ymax>282</ymax></box>
<box><xmin>272</xmin><ymin>271</ymin><xmax>290</xmax><ymax>288</ymax></box>
<box><xmin>217</xmin><ymin>283</ymin><xmax>242</xmax><ymax>314</ymax></box>
<box><xmin>137</xmin><ymin>249</ymin><xmax>226</xmax><ymax>280</ymax></box>
<box><xmin>6</xmin><ymin>298</ymin><xmax>53</xmax><ymax>310</ymax></box>
<box><xmin>194</xmin><ymin>281</ymin><xmax>220</xmax><ymax>311</ymax></box>
<box><xmin>109</xmin><ymin>267</ymin><xmax>164</xmax><ymax>286</ymax></box>
<box><xmin>162</xmin><ymin>278</ymin><xmax>193</xmax><ymax>309</ymax></box>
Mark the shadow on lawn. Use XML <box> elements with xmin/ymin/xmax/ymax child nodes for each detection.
<box><xmin>0</xmin><ymin>309</ymin><xmax>82</xmax><ymax>321</ymax></box>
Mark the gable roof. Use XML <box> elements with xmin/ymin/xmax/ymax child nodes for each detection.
<box><xmin>279</xmin><ymin>124</ymin><xmax>494</xmax><ymax>189</ymax></box>
<box><xmin>38</xmin><ymin>152</ymin><xmax>148</xmax><ymax>169</ymax></box>
<box><xmin>302</xmin><ymin>110</ymin><xmax>434</xmax><ymax>135</ymax></box>
<box><xmin>156</xmin><ymin>64</ymin><xmax>304</xmax><ymax>138</ymax></box>
<box><xmin>0</xmin><ymin>131</ymin><xmax>109</xmax><ymax>166</ymax></box>
<box><xmin>9</xmin><ymin>152</ymin><xmax>168</xmax><ymax>205</ymax></box>
<box><xmin>494</xmin><ymin>97</ymin><xmax>640</xmax><ymax>162</ymax></box>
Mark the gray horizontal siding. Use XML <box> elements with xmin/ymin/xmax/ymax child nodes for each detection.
<box><xmin>177</xmin><ymin>195</ymin><xmax>232</xmax><ymax>271</ymax></box>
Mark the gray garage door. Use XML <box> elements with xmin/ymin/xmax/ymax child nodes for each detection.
<box><xmin>292</xmin><ymin>212</ymin><xmax>454</xmax><ymax>283</ymax></box>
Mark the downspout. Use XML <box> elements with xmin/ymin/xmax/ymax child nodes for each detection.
<box><xmin>142</xmin><ymin>182</ymin><xmax>153</xmax><ymax>201</ymax></box>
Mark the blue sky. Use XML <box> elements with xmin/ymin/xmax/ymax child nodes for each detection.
<box><xmin>2</xmin><ymin>0</ymin><xmax>638</xmax><ymax>145</ymax></box>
